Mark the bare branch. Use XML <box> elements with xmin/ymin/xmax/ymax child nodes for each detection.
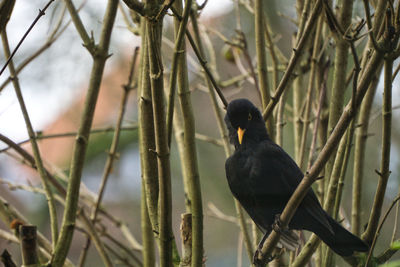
<box><xmin>0</xmin><ymin>0</ymin><xmax>54</xmax><ymax>76</ymax></box>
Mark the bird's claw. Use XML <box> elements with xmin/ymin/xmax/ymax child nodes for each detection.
<box><xmin>252</xmin><ymin>249</ymin><xmax>275</xmax><ymax>266</ymax></box>
<box><xmin>272</xmin><ymin>214</ymin><xmax>288</xmax><ymax>233</ymax></box>
<box><xmin>252</xmin><ymin>248</ymin><xmax>261</xmax><ymax>265</ymax></box>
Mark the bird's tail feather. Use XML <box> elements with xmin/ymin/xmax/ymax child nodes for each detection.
<box><xmin>319</xmin><ymin>215</ymin><xmax>369</xmax><ymax>257</ymax></box>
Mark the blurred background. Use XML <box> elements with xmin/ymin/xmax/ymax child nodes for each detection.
<box><xmin>1</xmin><ymin>0</ymin><xmax>400</xmax><ymax>266</ymax></box>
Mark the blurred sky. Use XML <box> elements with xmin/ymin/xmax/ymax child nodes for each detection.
<box><xmin>0</xmin><ymin>0</ymin><xmax>233</xmax><ymax>146</ymax></box>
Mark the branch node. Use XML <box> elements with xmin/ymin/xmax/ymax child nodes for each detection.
<box><xmin>75</xmin><ymin>135</ymin><xmax>88</xmax><ymax>145</ymax></box>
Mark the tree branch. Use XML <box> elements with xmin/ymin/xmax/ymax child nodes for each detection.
<box><xmin>262</xmin><ymin>0</ymin><xmax>322</xmax><ymax>121</ymax></box>
<box><xmin>0</xmin><ymin>0</ymin><xmax>54</xmax><ymax>76</ymax></box>
<box><xmin>121</xmin><ymin>0</ymin><xmax>145</xmax><ymax>16</ymax></box>
<box><xmin>51</xmin><ymin>0</ymin><xmax>119</xmax><ymax>265</ymax></box>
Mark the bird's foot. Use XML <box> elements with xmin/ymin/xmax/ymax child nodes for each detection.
<box><xmin>272</xmin><ymin>214</ymin><xmax>289</xmax><ymax>234</ymax></box>
<box><xmin>253</xmin><ymin>248</ymin><xmax>261</xmax><ymax>266</ymax></box>
<box><xmin>253</xmin><ymin>232</ymin><xmax>277</xmax><ymax>266</ymax></box>
<box><xmin>253</xmin><ymin>249</ymin><xmax>276</xmax><ymax>267</ymax></box>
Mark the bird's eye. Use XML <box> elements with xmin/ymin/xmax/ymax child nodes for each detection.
<box><xmin>248</xmin><ymin>113</ymin><xmax>252</xmax><ymax>120</ymax></box>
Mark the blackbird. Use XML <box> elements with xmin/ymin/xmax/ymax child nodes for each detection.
<box><xmin>224</xmin><ymin>98</ymin><xmax>368</xmax><ymax>257</ymax></box>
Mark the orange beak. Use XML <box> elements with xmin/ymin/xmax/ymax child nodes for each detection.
<box><xmin>237</xmin><ymin>127</ymin><xmax>245</xmax><ymax>144</ymax></box>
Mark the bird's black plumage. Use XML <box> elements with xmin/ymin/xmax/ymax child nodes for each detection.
<box><xmin>224</xmin><ymin>98</ymin><xmax>368</xmax><ymax>257</ymax></box>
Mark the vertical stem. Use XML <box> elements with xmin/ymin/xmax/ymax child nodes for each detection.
<box><xmin>298</xmin><ymin>14</ymin><xmax>323</xmax><ymax>169</ymax></box>
<box><xmin>262</xmin><ymin>0</ymin><xmax>322</xmax><ymax>120</ymax></box>
<box><xmin>333</xmin><ymin>121</ymin><xmax>355</xmax><ymax>219</ymax></box>
<box><xmin>179</xmin><ymin>213</ymin><xmax>192</xmax><ymax>267</ymax></box>
<box><xmin>351</xmin><ymin>79</ymin><xmax>379</xmax><ymax>235</ymax></box>
<box><xmin>51</xmin><ymin>0</ymin><xmax>119</xmax><ymax>265</ymax></box>
<box><xmin>234</xmin><ymin>201</ymin><xmax>254</xmax><ymax>262</ymax></box>
<box><xmin>292</xmin><ymin>0</ymin><xmax>311</xmax><ymax>163</ymax></box>
<box><xmin>142</xmin><ymin>182</ymin><xmax>156</xmax><ymax>267</ymax></box>
<box><xmin>264</xmin><ymin>22</ymin><xmax>279</xmax><ymax>91</ymax></box>
<box><xmin>78</xmin><ymin>48</ymin><xmax>139</xmax><ymax>266</ymax></box>
<box><xmin>296</xmin><ymin>0</ymin><xmax>312</xmax><ymax>39</ymax></box>
<box><xmin>255</xmin><ymin>0</ymin><xmax>274</xmax><ymax>135</ymax></box>
<box><xmin>358</xmin><ymin>0</ymin><xmax>388</xmax><ymax>84</ymax></box>
<box><xmin>322</xmin><ymin>121</ymin><xmax>355</xmax><ymax>267</ymax></box>
<box><xmin>362</xmin><ymin>57</ymin><xmax>393</xmax><ymax>244</ymax></box>
<box><xmin>139</xmin><ymin>27</ymin><xmax>158</xmax><ymax>263</ymax></box>
<box><xmin>307</xmin><ymin>69</ymin><xmax>327</xmax><ymax>171</ymax></box>
<box><xmin>146</xmin><ymin>13</ymin><xmax>173</xmax><ymax>267</ymax></box>
<box><xmin>166</xmin><ymin>0</ymin><xmax>192</xmax><ymax>147</ymax></box>
<box><xmin>171</xmin><ymin>1</ymin><xmax>203</xmax><ymax>266</ymax></box>
<box><xmin>139</xmin><ymin>20</ymin><xmax>159</xmax><ymax>234</ymax></box>
<box><xmin>293</xmin><ymin>75</ymin><xmax>304</xmax><ymax>163</ymax></box>
<box><xmin>325</xmin><ymin>0</ymin><xmax>354</xmax><ymax>180</ymax></box>
<box><xmin>275</xmin><ymin>89</ymin><xmax>287</xmax><ymax>146</ymax></box>
<box><xmin>172</xmin><ymin>107</ymin><xmax>191</xmax><ymax>211</ymax></box>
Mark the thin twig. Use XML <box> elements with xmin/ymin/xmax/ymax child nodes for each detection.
<box><xmin>194</xmin><ymin>133</ymin><xmax>223</xmax><ymax>147</ymax></box>
<box><xmin>365</xmin><ymin>194</ymin><xmax>400</xmax><ymax>266</ymax></box>
<box><xmin>297</xmin><ymin>14</ymin><xmax>323</xmax><ymax>169</ymax></box>
<box><xmin>121</xmin><ymin>0</ymin><xmax>145</xmax><ymax>16</ymax></box>
<box><xmin>185</xmin><ymin>29</ymin><xmax>228</xmax><ymax>108</ymax></box>
<box><xmin>0</xmin><ymin>0</ymin><xmax>87</xmax><ymax>93</ymax></box>
<box><xmin>1</xmin><ymin>29</ymin><xmax>59</xmax><ymax>249</ymax></box>
<box><xmin>0</xmin><ymin>126</ymin><xmax>138</xmax><ymax>153</ymax></box>
<box><xmin>166</xmin><ymin>0</ymin><xmax>193</xmax><ymax>147</ymax></box>
<box><xmin>78</xmin><ymin>47</ymin><xmax>139</xmax><ymax>266</ymax></box>
<box><xmin>102</xmin><ymin>232</ymin><xmax>143</xmax><ymax>265</ymax></box>
<box><xmin>262</xmin><ymin>0</ymin><xmax>323</xmax><ymax>121</ymax></box>
<box><xmin>362</xmin><ymin>0</ymin><xmax>382</xmax><ymax>52</ymax></box>
<box><xmin>170</xmin><ymin>6</ymin><xmax>228</xmax><ymax>107</ymax></box>
<box><xmin>0</xmin><ymin>249</ymin><xmax>17</xmax><ymax>267</ymax></box>
<box><xmin>207</xmin><ymin>202</ymin><xmax>237</xmax><ymax>224</ymax></box>
<box><xmin>63</xmin><ymin>0</ymin><xmax>92</xmax><ymax>49</ymax></box>
<box><xmin>0</xmin><ymin>0</ymin><xmax>55</xmax><ymax>76</ymax></box>
<box><xmin>362</xmin><ymin>56</ymin><xmax>394</xmax><ymax>245</ymax></box>
<box><xmin>254</xmin><ymin>0</ymin><xmax>273</xmax><ymax>135</ymax></box>
<box><xmin>306</xmin><ymin>67</ymin><xmax>328</xmax><ymax>170</ymax></box>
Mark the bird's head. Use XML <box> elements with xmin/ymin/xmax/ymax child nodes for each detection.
<box><xmin>224</xmin><ymin>99</ymin><xmax>269</xmax><ymax>148</ymax></box>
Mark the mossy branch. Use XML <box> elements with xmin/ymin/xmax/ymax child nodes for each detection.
<box><xmin>146</xmin><ymin>8</ymin><xmax>174</xmax><ymax>266</ymax></box>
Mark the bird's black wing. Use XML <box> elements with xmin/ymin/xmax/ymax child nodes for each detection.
<box><xmin>225</xmin><ymin>150</ymin><xmax>267</xmax><ymax>229</ymax></box>
<box><xmin>248</xmin><ymin>141</ymin><xmax>333</xmax><ymax>233</ymax></box>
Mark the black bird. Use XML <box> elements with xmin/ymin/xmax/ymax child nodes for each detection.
<box><xmin>224</xmin><ymin>98</ymin><xmax>368</xmax><ymax>257</ymax></box>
